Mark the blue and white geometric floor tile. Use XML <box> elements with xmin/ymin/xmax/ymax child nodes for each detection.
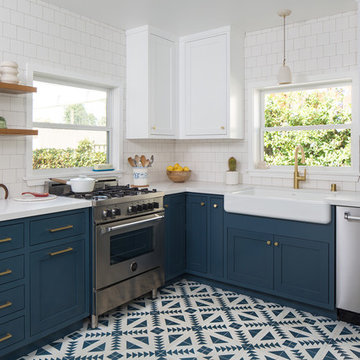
<box><xmin>19</xmin><ymin>279</ymin><xmax>360</xmax><ymax>360</ymax></box>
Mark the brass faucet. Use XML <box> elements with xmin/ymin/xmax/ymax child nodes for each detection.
<box><xmin>294</xmin><ymin>145</ymin><xmax>306</xmax><ymax>189</ymax></box>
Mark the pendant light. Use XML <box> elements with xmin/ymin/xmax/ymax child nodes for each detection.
<box><xmin>277</xmin><ymin>9</ymin><xmax>292</xmax><ymax>85</ymax></box>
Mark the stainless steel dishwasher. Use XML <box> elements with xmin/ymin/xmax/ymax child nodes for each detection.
<box><xmin>336</xmin><ymin>206</ymin><xmax>360</xmax><ymax>323</ymax></box>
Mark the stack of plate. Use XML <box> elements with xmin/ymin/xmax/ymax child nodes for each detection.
<box><xmin>0</xmin><ymin>61</ymin><xmax>19</xmax><ymax>84</ymax></box>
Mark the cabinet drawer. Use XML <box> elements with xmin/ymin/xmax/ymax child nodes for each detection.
<box><xmin>0</xmin><ymin>223</ymin><xmax>24</xmax><ymax>253</ymax></box>
<box><xmin>0</xmin><ymin>316</ymin><xmax>24</xmax><ymax>351</ymax></box>
<box><xmin>30</xmin><ymin>211</ymin><xmax>86</xmax><ymax>245</ymax></box>
<box><xmin>0</xmin><ymin>286</ymin><xmax>24</xmax><ymax>319</ymax></box>
<box><xmin>0</xmin><ymin>256</ymin><xmax>24</xmax><ymax>286</ymax></box>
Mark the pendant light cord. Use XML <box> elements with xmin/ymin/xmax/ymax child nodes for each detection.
<box><xmin>283</xmin><ymin>15</ymin><xmax>286</xmax><ymax>66</ymax></box>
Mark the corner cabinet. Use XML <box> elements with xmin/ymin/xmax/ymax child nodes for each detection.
<box><xmin>179</xmin><ymin>26</ymin><xmax>244</xmax><ymax>139</ymax></box>
<box><xmin>126</xmin><ymin>26</ymin><xmax>176</xmax><ymax>139</ymax></box>
<box><xmin>0</xmin><ymin>208</ymin><xmax>90</xmax><ymax>360</ymax></box>
<box><xmin>185</xmin><ymin>193</ymin><xmax>224</xmax><ymax>281</ymax></box>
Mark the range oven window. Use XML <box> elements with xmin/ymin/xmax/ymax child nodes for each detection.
<box><xmin>110</xmin><ymin>228</ymin><xmax>154</xmax><ymax>265</ymax></box>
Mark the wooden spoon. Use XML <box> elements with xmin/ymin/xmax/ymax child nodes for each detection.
<box><xmin>134</xmin><ymin>155</ymin><xmax>140</xmax><ymax>167</ymax></box>
<box><xmin>144</xmin><ymin>159</ymin><xmax>150</xmax><ymax>167</ymax></box>
<box><xmin>149</xmin><ymin>155</ymin><xmax>154</xmax><ymax>167</ymax></box>
<box><xmin>140</xmin><ymin>155</ymin><xmax>146</xmax><ymax>167</ymax></box>
<box><xmin>128</xmin><ymin>157</ymin><xmax>135</xmax><ymax>167</ymax></box>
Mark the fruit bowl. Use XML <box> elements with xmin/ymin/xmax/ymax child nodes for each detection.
<box><xmin>167</xmin><ymin>170</ymin><xmax>191</xmax><ymax>183</ymax></box>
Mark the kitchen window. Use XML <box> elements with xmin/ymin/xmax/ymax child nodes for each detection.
<box><xmin>254</xmin><ymin>80</ymin><xmax>358</xmax><ymax>174</ymax></box>
<box><xmin>26</xmin><ymin>72</ymin><xmax>122</xmax><ymax>183</ymax></box>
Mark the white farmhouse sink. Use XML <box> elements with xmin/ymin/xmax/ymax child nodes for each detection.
<box><xmin>224</xmin><ymin>187</ymin><xmax>331</xmax><ymax>224</ymax></box>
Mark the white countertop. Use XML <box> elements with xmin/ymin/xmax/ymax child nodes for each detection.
<box><xmin>156</xmin><ymin>180</ymin><xmax>360</xmax><ymax>208</ymax></box>
<box><xmin>0</xmin><ymin>197</ymin><xmax>91</xmax><ymax>222</ymax></box>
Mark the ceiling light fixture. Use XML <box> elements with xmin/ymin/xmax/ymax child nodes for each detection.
<box><xmin>277</xmin><ymin>9</ymin><xmax>292</xmax><ymax>85</ymax></box>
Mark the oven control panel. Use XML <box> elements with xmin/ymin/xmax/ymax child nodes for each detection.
<box><xmin>94</xmin><ymin>195</ymin><xmax>164</xmax><ymax>223</ymax></box>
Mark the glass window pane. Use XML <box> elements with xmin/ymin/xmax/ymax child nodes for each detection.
<box><xmin>264</xmin><ymin>129</ymin><xmax>351</xmax><ymax>167</ymax></box>
<box><xmin>264</xmin><ymin>86</ymin><xmax>352</xmax><ymax>128</ymax></box>
<box><xmin>33</xmin><ymin>80</ymin><xmax>107</xmax><ymax>126</ymax></box>
<box><xmin>33</xmin><ymin>129</ymin><xmax>107</xmax><ymax>169</ymax></box>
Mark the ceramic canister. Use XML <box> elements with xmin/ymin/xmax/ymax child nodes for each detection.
<box><xmin>133</xmin><ymin>167</ymin><xmax>149</xmax><ymax>186</ymax></box>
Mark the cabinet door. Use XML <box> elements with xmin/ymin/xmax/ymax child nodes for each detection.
<box><xmin>150</xmin><ymin>34</ymin><xmax>176</xmax><ymax>136</ymax></box>
<box><xmin>274</xmin><ymin>235</ymin><xmax>330</xmax><ymax>306</ymax></box>
<box><xmin>30</xmin><ymin>239</ymin><xmax>85</xmax><ymax>335</ymax></box>
<box><xmin>227</xmin><ymin>229</ymin><xmax>274</xmax><ymax>290</ymax></box>
<box><xmin>184</xmin><ymin>34</ymin><xmax>228</xmax><ymax>136</ymax></box>
<box><xmin>164</xmin><ymin>194</ymin><xmax>186</xmax><ymax>281</ymax></box>
<box><xmin>209</xmin><ymin>196</ymin><xmax>224</xmax><ymax>279</ymax></box>
<box><xmin>186</xmin><ymin>194</ymin><xmax>208</xmax><ymax>273</ymax></box>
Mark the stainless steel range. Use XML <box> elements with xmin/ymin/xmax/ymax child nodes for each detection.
<box><xmin>47</xmin><ymin>178</ymin><xmax>165</xmax><ymax>328</ymax></box>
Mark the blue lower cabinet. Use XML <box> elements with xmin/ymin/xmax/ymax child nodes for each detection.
<box><xmin>186</xmin><ymin>194</ymin><xmax>208</xmax><ymax>274</ymax></box>
<box><xmin>164</xmin><ymin>194</ymin><xmax>186</xmax><ymax>281</ymax></box>
<box><xmin>0</xmin><ymin>286</ymin><xmax>24</xmax><ymax>319</ymax></box>
<box><xmin>208</xmin><ymin>196</ymin><xmax>224</xmax><ymax>280</ymax></box>
<box><xmin>227</xmin><ymin>229</ymin><xmax>274</xmax><ymax>290</ymax></box>
<box><xmin>225</xmin><ymin>211</ymin><xmax>335</xmax><ymax>310</ymax></box>
<box><xmin>0</xmin><ymin>316</ymin><xmax>24</xmax><ymax>351</ymax></box>
<box><xmin>30</xmin><ymin>238</ymin><xmax>86</xmax><ymax>335</ymax></box>
<box><xmin>274</xmin><ymin>235</ymin><xmax>330</xmax><ymax>306</ymax></box>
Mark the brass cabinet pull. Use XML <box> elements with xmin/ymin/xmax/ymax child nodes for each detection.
<box><xmin>49</xmin><ymin>247</ymin><xmax>73</xmax><ymax>256</ymax></box>
<box><xmin>0</xmin><ymin>333</ymin><xmax>12</xmax><ymax>343</ymax></box>
<box><xmin>152</xmin><ymin>126</ymin><xmax>156</xmax><ymax>130</ymax></box>
<box><xmin>213</xmin><ymin>204</ymin><xmax>218</xmax><ymax>208</ymax></box>
<box><xmin>164</xmin><ymin>204</ymin><xmax>169</xmax><ymax>208</ymax></box>
<box><xmin>49</xmin><ymin>225</ymin><xmax>74</xmax><ymax>233</ymax></box>
<box><xmin>274</xmin><ymin>242</ymin><xmax>279</xmax><ymax>247</ymax></box>
<box><xmin>200</xmin><ymin>202</ymin><xmax>205</xmax><ymax>206</ymax></box>
<box><xmin>0</xmin><ymin>269</ymin><xmax>12</xmax><ymax>277</ymax></box>
<box><xmin>0</xmin><ymin>301</ymin><xmax>12</xmax><ymax>310</ymax></box>
<box><xmin>266</xmin><ymin>240</ymin><xmax>271</xmax><ymax>246</ymax></box>
<box><xmin>0</xmin><ymin>237</ymin><xmax>11</xmax><ymax>243</ymax></box>
<box><xmin>220</xmin><ymin>126</ymin><xmax>225</xmax><ymax>130</ymax></box>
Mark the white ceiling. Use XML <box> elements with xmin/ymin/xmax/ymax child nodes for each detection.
<box><xmin>41</xmin><ymin>0</ymin><xmax>357</xmax><ymax>35</ymax></box>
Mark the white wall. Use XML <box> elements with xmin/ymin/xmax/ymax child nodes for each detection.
<box><xmin>0</xmin><ymin>1</ymin><xmax>357</xmax><ymax>199</ymax></box>
<box><xmin>175</xmin><ymin>10</ymin><xmax>359</xmax><ymax>191</ymax></box>
<box><xmin>0</xmin><ymin>0</ymin><xmax>174</xmax><ymax>198</ymax></box>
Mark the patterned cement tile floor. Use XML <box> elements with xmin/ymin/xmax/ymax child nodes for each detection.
<box><xmin>18</xmin><ymin>279</ymin><xmax>360</xmax><ymax>360</ymax></box>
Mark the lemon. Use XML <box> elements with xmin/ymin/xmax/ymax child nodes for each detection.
<box><xmin>177</xmin><ymin>166</ymin><xmax>183</xmax><ymax>171</ymax></box>
<box><xmin>174</xmin><ymin>163</ymin><xmax>180</xmax><ymax>168</ymax></box>
<box><xmin>167</xmin><ymin>165</ymin><xmax>174</xmax><ymax>171</ymax></box>
<box><xmin>183</xmin><ymin>166</ymin><xmax>190</xmax><ymax>172</ymax></box>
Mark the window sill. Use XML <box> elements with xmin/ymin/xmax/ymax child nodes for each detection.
<box><xmin>247</xmin><ymin>168</ymin><xmax>360</xmax><ymax>182</ymax></box>
<box><xmin>24</xmin><ymin>169</ymin><xmax>125</xmax><ymax>186</ymax></box>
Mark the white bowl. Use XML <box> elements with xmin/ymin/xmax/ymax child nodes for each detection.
<box><xmin>1</xmin><ymin>75</ymin><xmax>19</xmax><ymax>84</ymax></box>
<box><xmin>0</xmin><ymin>67</ymin><xmax>18</xmax><ymax>75</ymax></box>
<box><xmin>0</xmin><ymin>61</ymin><xmax>18</xmax><ymax>68</ymax></box>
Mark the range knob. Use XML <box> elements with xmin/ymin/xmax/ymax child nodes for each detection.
<box><xmin>102</xmin><ymin>209</ymin><xmax>112</xmax><ymax>219</ymax></box>
<box><xmin>127</xmin><ymin>206</ymin><xmax>135</xmax><ymax>214</ymax></box>
<box><xmin>112</xmin><ymin>208</ymin><xmax>121</xmax><ymax>216</ymax></box>
<box><xmin>148</xmin><ymin>203</ymin><xmax>154</xmax><ymax>210</ymax></box>
<box><xmin>153</xmin><ymin>202</ymin><xmax>159</xmax><ymax>209</ymax></box>
<box><xmin>137</xmin><ymin>204</ymin><xmax>143</xmax><ymax>212</ymax></box>
<box><xmin>143</xmin><ymin>203</ymin><xmax>148</xmax><ymax>211</ymax></box>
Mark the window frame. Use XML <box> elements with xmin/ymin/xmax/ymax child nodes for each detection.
<box><xmin>25</xmin><ymin>65</ymin><xmax>123</xmax><ymax>185</ymax></box>
<box><xmin>248</xmin><ymin>75</ymin><xmax>359</xmax><ymax>179</ymax></box>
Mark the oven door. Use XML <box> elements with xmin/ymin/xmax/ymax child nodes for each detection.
<box><xmin>96</xmin><ymin>212</ymin><xmax>164</xmax><ymax>290</ymax></box>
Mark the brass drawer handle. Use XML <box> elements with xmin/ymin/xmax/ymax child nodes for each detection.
<box><xmin>266</xmin><ymin>240</ymin><xmax>271</xmax><ymax>246</ymax></box>
<box><xmin>49</xmin><ymin>247</ymin><xmax>73</xmax><ymax>256</ymax></box>
<box><xmin>0</xmin><ymin>237</ymin><xmax>12</xmax><ymax>243</ymax></box>
<box><xmin>49</xmin><ymin>225</ymin><xmax>74</xmax><ymax>233</ymax></box>
<box><xmin>274</xmin><ymin>242</ymin><xmax>279</xmax><ymax>247</ymax></box>
<box><xmin>200</xmin><ymin>202</ymin><xmax>205</xmax><ymax>206</ymax></box>
<box><xmin>213</xmin><ymin>204</ymin><xmax>218</xmax><ymax>208</ymax></box>
<box><xmin>0</xmin><ymin>333</ymin><xmax>12</xmax><ymax>343</ymax></box>
<box><xmin>220</xmin><ymin>126</ymin><xmax>225</xmax><ymax>130</ymax></box>
<box><xmin>0</xmin><ymin>269</ymin><xmax>12</xmax><ymax>277</ymax></box>
<box><xmin>0</xmin><ymin>301</ymin><xmax>12</xmax><ymax>310</ymax></box>
<box><xmin>164</xmin><ymin>204</ymin><xmax>169</xmax><ymax>208</ymax></box>
<box><xmin>152</xmin><ymin>126</ymin><xmax>156</xmax><ymax>130</ymax></box>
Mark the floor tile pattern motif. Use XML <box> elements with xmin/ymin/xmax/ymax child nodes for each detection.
<box><xmin>20</xmin><ymin>279</ymin><xmax>360</xmax><ymax>359</ymax></box>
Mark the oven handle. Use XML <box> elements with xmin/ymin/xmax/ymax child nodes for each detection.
<box><xmin>103</xmin><ymin>214</ymin><xmax>164</xmax><ymax>233</ymax></box>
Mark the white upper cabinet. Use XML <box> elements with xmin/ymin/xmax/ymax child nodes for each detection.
<box><xmin>126</xmin><ymin>26</ymin><xmax>176</xmax><ymax>139</ymax></box>
<box><xmin>179</xmin><ymin>27</ymin><xmax>244</xmax><ymax>139</ymax></box>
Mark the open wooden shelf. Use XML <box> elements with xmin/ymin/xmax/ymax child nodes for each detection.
<box><xmin>0</xmin><ymin>82</ymin><xmax>37</xmax><ymax>95</ymax></box>
<box><xmin>0</xmin><ymin>129</ymin><xmax>38</xmax><ymax>136</ymax></box>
